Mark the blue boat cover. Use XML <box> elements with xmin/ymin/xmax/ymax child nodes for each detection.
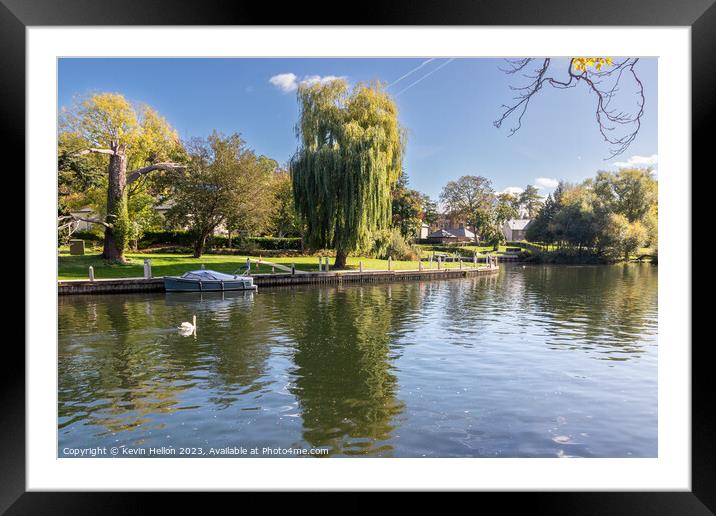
<box><xmin>180</xmin><ymin>270</ymin><xmax>242</xmax><ymax>281</ymax></box>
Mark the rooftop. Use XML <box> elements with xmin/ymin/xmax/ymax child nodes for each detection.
<box><xmin>506</xmin><ymin>219</ymin><xmax>532</xmax><ymax>230</ymax></box>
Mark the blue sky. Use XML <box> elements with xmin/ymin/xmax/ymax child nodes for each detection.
<box><xmin>58</xmin><ymin>58</ymin><xmax>657</xmax><ymax>200</ymax></box>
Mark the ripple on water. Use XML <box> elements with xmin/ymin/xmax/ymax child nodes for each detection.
<box><xmin>58</xmin><ymin>264</ymin><xmax>657</xmax><ymax>458</ymax></box>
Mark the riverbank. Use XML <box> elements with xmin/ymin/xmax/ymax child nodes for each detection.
<box><xmin>525</xmin><ymin>251</ymin><xmax>657</xmax><ymax>265</ymax></box>
<box><xmin>58</xmin><ymin>251</ymin><xmax>494</xmax><ymax>280</ymax></box>
<box><xmin>58</xmin><ymin>265</ymin><xmax>499</xmax><ymax>295</ymax></box>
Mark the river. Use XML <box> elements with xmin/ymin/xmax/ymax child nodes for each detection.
<box><xmin>58</xmin><ymin>264</ymin><xmax>657</xmax><ymax>458</ymax></box>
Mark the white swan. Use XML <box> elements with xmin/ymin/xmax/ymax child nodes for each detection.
<box><xmin>178</xmin><ymin>315</ymin><xmax>196</xmax><ymax>336</ymax></box>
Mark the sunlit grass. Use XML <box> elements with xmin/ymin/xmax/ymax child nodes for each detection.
<box><xmin>58</xmin><ymin>251</ymin><xmax>490</xmax><ymax>280</ymax></box>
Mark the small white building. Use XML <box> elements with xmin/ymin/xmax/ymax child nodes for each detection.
<box><xmin>70</xmin><ymin>200</ymin><xmax>176</xmax><ymax>232</ymax></box>
<box><xmin>502</xmin><ymin>219</ymin><xmax>532</xmax><ymax>241</ymax></box>
<box><xmin>68</xmin><ymin>207</ymin><xmax>98</xmax><ymax>231</ymax></box>
<box><xmin>419</xmin><ymin>222</ymin><xmax>430</xmax><ymax>239</ymax></box>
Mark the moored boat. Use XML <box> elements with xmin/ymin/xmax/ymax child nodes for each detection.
<box><xmin>164</xmin><ymin>270</ymin><xmax>257</xmax><ymax>292</ymax></box>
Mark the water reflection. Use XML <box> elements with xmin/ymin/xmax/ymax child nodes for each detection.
<box><xmin>274</xmin><ymin>285</ymin><xmax>424</xmax><ymax>456</ymax></box>
<box><xmin>58</xmin><ymin>264</ymin><xmax>658</xmax><ymax>457</ymax></box>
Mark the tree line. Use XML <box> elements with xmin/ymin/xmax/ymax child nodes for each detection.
<box><xmin>58</xmin><ymin>83</ymin><xmax>656</xmax><ymax>267</ymax></box>
<box><xmin>526</xmin><ymin>169</ymin><xmax>658</xmax><ymax>261</ymax></box>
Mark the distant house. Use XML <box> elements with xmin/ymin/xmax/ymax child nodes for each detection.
<box><xmin>68</xmin><ymin>207</ymin><xmax>97</xmax><ymax>232</ymax></box>
<box><xmin>427</xmin><ymin>227</ymin><xmax>476</xmax><ymax>243</ymax></box>
<box><xmin>153</xmin><ymin>199</ymin><xmax>175</xmax><ymax>218</ymax></box>
<box><xmin>419</xmin><ymin>222</ymin><xmax>430</xmax><ymax>239</ymax></box>
<box><xmin>69</xmin><ymin>200</ymin><xmax>177</xmax><ymax>232</ymax></box>
<box><xmin>502</xmin><ymin>219</ymin><xmax>532</xmax><ymax>241</ymax></box>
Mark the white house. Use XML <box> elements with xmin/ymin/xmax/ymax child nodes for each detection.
<box><xmin>419</xmin><ymin>222</ymin><xmax>430</xmax><ymax>239</ymax></box>
<box><xmin>68</xmin><ymin>207</ymin><xmax>98</xmax><ymax>231</ymax></box>
<box><xmin>502</xmin><ymin>219</ymin><xmax>532</xmax><ymax>241</ymax></box>
<box><xmin>69</xmin><ymin>200</ymin><xmax>177</xmax><ymax>232</ymax></box>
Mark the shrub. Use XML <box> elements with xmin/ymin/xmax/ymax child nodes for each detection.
<box><xmin>368</xmin><ymin>228</ymin><xmax>421</xmax><ymax>261</ymax></box>
<box><xmin>131</xmin><ymin>230</ymin><xmax>302</xmax><ymax>251</ymax></box>
<box><xmin>69</xmin><ymin>230</ymin><xmax>103</xmax><ymax>242</ymax></box>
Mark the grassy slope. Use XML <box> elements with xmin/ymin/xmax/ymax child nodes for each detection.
<box><xmin>58</xmin><ymin>251</ymin><xmax>490</xmax><ymax>280</ymax></box>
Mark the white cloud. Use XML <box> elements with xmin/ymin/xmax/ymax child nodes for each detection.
<box><xmin>301</xmin><ymin>75</ymin><xmax>346</xmax><ymax>87</ymax></box>
<box><xmin>501</xmin><ymin>186</ymin><xmax>524</xmax><ymax>196</ymax></box>
<box><xmin>612</xmin><ymin>154</ymin><xmax>658</xmax><ymax>169</ymax></box>
<box><xmin>269</xmin><ymin>73</ymin><xmax>347</xmax><ymax>93</ymax></box>
<box><xmin>269</xmin><ymin>73</ymin><xmax>298</xmax><ymax>93</ymax></box>
<box><xmin>535</xmin><ymin>177</ymin><xmax>559</xmax><ymax>189</ymax></box>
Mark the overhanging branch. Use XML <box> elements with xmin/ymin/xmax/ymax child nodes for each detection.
<box><xmin>58</xmin><ymin>214</ymin><xmax>111</xmax><ymax>229</ymax></box>
<box><xmin>494</xmin><ymin>57</ymin><xmax>645</xmax><ymax>158</ymax></box>
<box><xmin>126</xmin><ymin>163</ymin><xmax>187</xmax><ymax>184</ymax></box>
<box><xmin>75</xmin><ymin>148</ymin><xmax>116</xmax><ymax>156</ymax></box>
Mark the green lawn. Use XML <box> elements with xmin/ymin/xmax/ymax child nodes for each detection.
<box><xmin>58</xmin><ymin>251</ymin><xmax>489</xmax><ymax>280</ymax></box>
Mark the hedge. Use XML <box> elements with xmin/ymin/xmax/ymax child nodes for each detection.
<box><xmin>505</xmin><ymin>241</ymin><xmax>543</xmax><ymax>252</ymax></box>
<box><xmin>140</xmin><ymin>230</ymin><xmax>302</xmax><ymax>250</ymax></box>
<box><xmin>70</xmin><ymin>230</ymin><xmax>103</xmax><ymax>242</ymax></box>
<box><xmin>68</xmin><ymin>229</ymin><xmax>303</xmax><ymax>251</ymax></box>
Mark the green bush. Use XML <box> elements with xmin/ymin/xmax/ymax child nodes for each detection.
<box><xmin>140</xmin><ymin>230</ymin><xmax>196</xmax><ymax>247</ymax></box>
<box><xmin>418</xmin><ymin>244</ymin><xmax>478</xmax><ymax>258</ymax></box>
<box><xmin>135</xmin><ymin>230</ymin><xmax>302</xmax><ymax>251</ymax></box>
<box><xmin>367</xmin><ymin>228</ymin><xmax>421</xmax><ymax>261</ymax></box>
<box><xmin>70</xmin><ymin>230</ymin><xmax>103</xmax><ymax>242</ymax></box>
<box><xmin>506</xmin><ymin>241</ymin><xmax>543</xmax><ymax>252</ymax></box>
<box><xmin>210</xmin><ymin>235</ymin><xmax>302</xmax><ymax>250</ymax></box>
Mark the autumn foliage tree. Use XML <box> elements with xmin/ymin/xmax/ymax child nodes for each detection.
<box><xmin>58</xmin><ymin>93</ymin><xmax>185</xmax><ymax>262</ymax></box>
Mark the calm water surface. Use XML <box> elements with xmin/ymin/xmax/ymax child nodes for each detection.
<box><xmin>58</xmin><ymin>264</ymin><xmax>657</xmax><ymax>457</ymax></box>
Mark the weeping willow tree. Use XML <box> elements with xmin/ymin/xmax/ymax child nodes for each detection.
<box><xmin>290</xmin><ymin>80</ymin><xmax>404</xmax><ymax>268</ymax></box>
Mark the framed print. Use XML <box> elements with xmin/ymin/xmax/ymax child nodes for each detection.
<box><xmin>4</xmin><ymin>0</ymin><xmax>710</xmax><ymax>511</ymax></box>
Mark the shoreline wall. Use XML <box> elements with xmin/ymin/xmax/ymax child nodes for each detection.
<box><xmin>58</xmin><ymin>266</ymin><xmax>499</xmax><ymax>295</ymax></box>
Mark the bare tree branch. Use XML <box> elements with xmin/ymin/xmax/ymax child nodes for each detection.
<box><xmin>126</xmin><ymin>163</ymin><xmax>187</xmax><ymax>184</ymax></box>
<box><xmin>57</xmin><ymin>214</ymin><xmax>111</xmax><ymax>229</ymax></box>
<box><xmin>494</xmin><ymin>57</ymin><xmax>645</xmax><ymax>158</ymax></box>
<box><xmin>75</xmin><ymin>148</ymin><xmax>116</xmax><ymax>156</ymax></box>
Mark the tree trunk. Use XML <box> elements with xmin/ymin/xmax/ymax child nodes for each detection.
<box><xmin>194</xmin><ymin>233</ymin><xmax>208</xmax><ymax>258</ymax></box>
<box><xmin>103</xmin><ymin>142</ymin><xmax>129</xmax><ymax>263</ymax></box>
<box><xmin>334</xmin><ymin>250</ymin><xmax>347</xmax><ymax>269</ymax></box>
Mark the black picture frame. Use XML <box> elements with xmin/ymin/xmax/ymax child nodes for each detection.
<box><xmin>3</xmin><ymin>0</ymin><xmax>708</xmax><ymax>512</ymax></box>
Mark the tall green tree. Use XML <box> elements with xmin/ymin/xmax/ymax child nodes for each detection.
<box><xmin>58</xmin><ymin>93</ymin><xmax>185</xmax><ymax>262</ymax></box>
<box><xmin>290</xmin><ymin>80</ymin><xmax>404</xmax><ymax>268</ymax></box>
<box><xmin>268</xmin><ymin>169</ymin><xmax>302</xmax><ymax>238</ymax></box>
<box><xmin>391</xmin><ymin>175</ymin><xmax>424</xmax><ymax>241</ymax></box>
<box><xmin>439</xmin><ymin>175</ymin><xmax>495</xmax><ymax>243</ymax></box>
<box><xmin>420</xmin><ymin>194</ymin><xmax>440</xmax><ymax>227</ymax></box>
<box><xmin>602</xmin><ymin>213</ymin><xmax>648</xmax><ymax>261</ymax></box>
<box><xmin>497</xmin><ymin>192</ymin><xmax>521</xmax><ymax>213</ymax></box>
<box><xmin>593</xmin><ymin>168</ymin><xmax>657</xmax><ymax>223</ymax></box>
<box><xmin>526</xmin><ymin>190</ymin><xmax>561</xmax><ymax>245</ymax></box>
<box><xmin>519</xmin><ymin>184</ymin><xmax>543</xmax><ymax>218</ymax></box>
<box><xmin>166</xmin><ymin>133</ymin><xmax>274</xmax><ymax>257</ymax></box>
